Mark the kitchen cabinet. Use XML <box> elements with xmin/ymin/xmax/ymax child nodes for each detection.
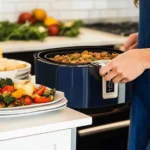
<box><xmin>0</xmin><ymin>129</ymin><xmax>71</xmax><ymax>150</ymax></box>
<box><xmin>0</xmin><ymin>108</ymin><xmax>92</xmax><ymax>150</ymax></box>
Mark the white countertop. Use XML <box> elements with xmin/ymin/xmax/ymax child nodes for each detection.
<box><xmin>0</xmin><ymin>107</ymin><xmax>92</xmax><ymax>141</ymax></box>
<box><xmin>0</xmin><ymin>28</ymin><xmax>127</xmax><ymax>54</ymax></box>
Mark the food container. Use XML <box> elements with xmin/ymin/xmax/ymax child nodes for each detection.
<box><xmin>0</xmin><ymin>59</ymin><xmax>31</xmax><ymax>80</ymax></box>
<box><xmin>34</xmin><ymin>46</ymin><xmax>132</xmax><ymax>109</ymax></box>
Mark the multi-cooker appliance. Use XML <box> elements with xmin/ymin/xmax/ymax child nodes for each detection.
<box><xmin>34</xmin><ymin>46</ymin><xmax>132</xmax><ymax>109</ymax></box>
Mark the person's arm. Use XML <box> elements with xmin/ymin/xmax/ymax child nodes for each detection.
<box><xmin>99</xmin><ymin>49</ymin><xmax>150</xmax><ymax>84</ymax></box>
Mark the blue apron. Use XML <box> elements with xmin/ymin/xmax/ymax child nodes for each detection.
<box><xmin>128</xmin><ymin>0</ymin><xmax>150</xmax><ymax>150</ymax></box>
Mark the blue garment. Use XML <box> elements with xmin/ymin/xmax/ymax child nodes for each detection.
<box><xmin>128</xmin><ymin>0</ymin><xmax>150</xmax><ymax>150</ymax></box>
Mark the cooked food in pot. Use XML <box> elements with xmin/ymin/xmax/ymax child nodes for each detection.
<box><xmin>0</xmin><ymin>58</ymin><xmax>28</xmax><ymax>71</ymax></box>
<box><xmin>50</xmin><ymin>50</ymin><xmax>119</xmax><ymax>64</ymax></box>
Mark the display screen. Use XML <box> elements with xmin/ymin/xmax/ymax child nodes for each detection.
<box><xmin>106</xmin><ymin>81</ymin><xmax>114</xmax><ymax>93</ymax></box>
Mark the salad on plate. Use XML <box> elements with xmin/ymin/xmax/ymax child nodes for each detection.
<box><xmin>0</xmin><ymin>78</ymin><xmax>56</xmax><ymax>108</ymax></box>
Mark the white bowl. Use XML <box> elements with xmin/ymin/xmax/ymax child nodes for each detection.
<box><xmin>0</xmin><ymin>70</ymin><xmax>18</xmax><ymax>79</ymax></box>
<box><xmin>0</xmin><ymin>59</ymin><xmax>31</xmax><ymax>80</ymax></box>
<box><xmin>15</xmin><ymin>60</ymin><xmax>31</xmax><ymax>76</ymax></box>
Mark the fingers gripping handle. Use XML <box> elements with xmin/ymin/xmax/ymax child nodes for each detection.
<box><xmin>100</xmin><ymin>63</ymin><xmax>118</xmax><ymax>99</ymax></box>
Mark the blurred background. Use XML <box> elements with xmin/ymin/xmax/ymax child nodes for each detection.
<box><xmin>0</xmin><ymin>0</ymin><xmax>139</xmax><ymax>22</ymax></box>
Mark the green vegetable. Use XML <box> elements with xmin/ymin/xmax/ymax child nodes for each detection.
<box><xmin>0</xmin><ymin>78</ymin><xmax>14</xmax><ymax>88</ymax></box>
<box><xmin>0</xmin><ymin>20</ymin><xmax>83</xmax><ymax>41</ymax></box>
<box><xmin>0</xmin><ymin>21</ymin><xmax>47</xmax><ymax>41</ymax></box>
<box><xmin>0</xmin><ymin>94</ymin><xmax>15</xmax><ymax>105</ymax></box>
<box><xmin>59</xmin><ymin>20</ymin><xmax>83</xmax><ymax>37</ymax></box>
<box><xmin>43</xmin><ymin>89</ymin><xmax>56</xmax><ymax>97</ymax></box>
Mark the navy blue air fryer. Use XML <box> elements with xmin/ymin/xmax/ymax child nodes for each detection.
<box><xmin>34</xmin><ymin>46</ymin><xmax>132</xmax><ymax>109</ymax></box>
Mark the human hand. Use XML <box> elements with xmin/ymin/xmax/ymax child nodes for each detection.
<box><xmin>122</xmin><ymin>33</ymin><xmax>138</xmax><ymax>51</ymax></box>
<box><xmin>99</xmin><ymin>49</ymin><xmax>146</xmax><ymax>84</ymax></box>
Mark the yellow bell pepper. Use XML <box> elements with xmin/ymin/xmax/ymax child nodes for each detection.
<box><xmin>12</xmin><ymin>88</ymin><xmax>24</xmax><ymax>99</ymax></box>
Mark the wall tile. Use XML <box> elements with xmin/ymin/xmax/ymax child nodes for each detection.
<box><xmin>47</xmin><ymin>11</ymin><xmax>58</xmax><ymax>18</ymax></box>
<box><xmin>78</xmin><ymin>11</ymin><xmax>89</xmax><ymax>19</ymax></box>
<box><xmin>0</xmin><ymin>0</ymin><xmax>2</xmax><ymax>11</ymax></box>
<box><xmin>118</xmin><ymin>9</ymin><xmax>128</xmax><ymax>17</ymax></box>
<box><xmin>93</xmin><ymin>0</ymin><xmax>107</xmax><ymax>9</ymax></box>
<box><xmin>3</xmin><ymin>13</ymin><xmax>18</xmax><ymax>22</ymax></box>
<box><xmin>0</xmin><ymin>0</ymin><xmax>139</xmax><ymax>21</ymax></box>
<box><xmin>72</xmin><ymin>1</ymin><xmax>93</xmax><ymax>10</ymax></box>
<box><xmin>89</xmin><ymin>10</ymin><xmax>100</xmax><ymax>19</ymax></box>
<box><xmin>100</xmin><ymin>9</ymin><xmax>118</xmax><ymax>18</ymax></box>
<box><xmin>16</xmin><ymin>3</ymin><xmax>38</xmax><ymax>12</ymax></box>
<box><xmin>128</xmin><ymin>9</ymin><xmax>139</xmax><ymax>17</ymax></box>
<box><xmin>58</xmin><ymin>11</ymin><xmax>80</xmax><ymax>20</ymax></box>
<box><xmin>50</xmin><ymin>1</ymin><xmax>71</xmax><ymax>10</ymax></box>
<box><xmin>107</xmin><ymin>0</ymin><xmax>128</xmax><ymax>9</ymax></box>
<box><xmin>38</xmin><ymin>2</ymin><xmax>50</xmax><ymax>11</ymax></box>
<box><xmin>2</xmin><ymin>3</ymin><xmax>16</xmax><ymax>12</ymax></box>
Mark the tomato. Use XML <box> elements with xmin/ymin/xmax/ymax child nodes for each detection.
<box><xmin>34</xmin><ymin>97</ymin><xmax>51</xmax><ymax>103</ymax></box>
<box><xmin>30</xmin><ymin>17</ymin><xmax>37</xmax><ymax>25</ymax></box>
<box><xmin>17</xmin><ymin>12</ymin><xmax>32</xmax><ymax>24</ymax></box>
<box><xmin>48</xmin><ymin>25</ymin><xmax>60</xmax><ymax>36</ymax></box>
<box><xmin>34</xmin><ymin>86</ymin><xmax>46</xmax><ymax>96</ymax></box>
<box><xmin>23</xmin><ymin>96</ymin><xmax>32</xmax><ymax>105</ymax></box>
<box><xmin>34</xmin><ymin>87</ymin><xmax>38</xmax><ymax>93</ymax></box>
<box><xmin>0</xmin><ymin>85</ymin><xmax>15</xmax><ymax>93</ymax></box>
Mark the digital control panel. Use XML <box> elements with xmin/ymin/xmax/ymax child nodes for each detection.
<box><xmin>106</xmin><ymin>81</ymin><xmax>115</xmax><ymax>93</ymax></box>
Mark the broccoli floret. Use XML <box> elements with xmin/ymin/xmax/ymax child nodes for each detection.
<box><xmin>0</xmin><ymin>78</ymin><xmax>6</xmax><ymax>88</ymax></box>
<box><xmin>5</xmin><ymin>78</ymin><xmax>14</xmax><ymax>86</ymax></box>
<box><xmin>0</xmin><ymin>78</ymin><xmax>14</xmax><ymax>88</ymax></box>
<box><xmin>3</xmin><ymin>95</ymin><xmax>15</xmax><ymax>105</ymax></box>
<box><xmin>0</xmin><ymin>94</ymin><xmax>15</xmax><ymax>105</ymax></box>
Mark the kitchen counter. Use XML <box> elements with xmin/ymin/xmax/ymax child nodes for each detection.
<box><xmin>0</xmin><ymin>107</ymin><xmax>91</xmax><ymax>141</ymax></box>
<box><xmin>0</xmin><ymin>107</ymin><xmax>92</xmax><ymax>150</ymax></box>
<box><xmin>0</xmin><ymin>28</ymin><xmax>127</xmax><ymax>54</ymax></box>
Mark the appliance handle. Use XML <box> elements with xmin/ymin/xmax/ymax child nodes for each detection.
<box><xmin>78</xmin><ymin>120</ymin><xmax>130</xmax><ymax>136</ymax></box>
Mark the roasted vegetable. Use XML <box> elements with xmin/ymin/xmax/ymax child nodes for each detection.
<box><xmin>0</xmin><ymin>94</ymin><xmax>15</xmax><ymax>105</ymax></box>
<box><xmin>22</xmin><ymin>96</ymin><xmax>32</xmax><ymax>105</ymax></box>
<box><xmin>34</xmin><ymin>97</ymin><xmax>51</xmax><ymax>103</ymax></box>
<box><xmin>43</xmin><ymin>89</ymin><xmax>56</xmax><ymax>97</ymax></box>
<box><xmin>8</xmin><ymin>102</ymin><xmax>15</xmax><ymax>108</ymax></box>
<box><xmin>14</xmin><ymin>80</ymin><xmax>34</xmax><ymax>96</ymax></box>
<box><xmin>0</xmin><ymin>85</ymin><xmax>15</xmax><ymax>93</ymax></box>
<box><xmin>0</xmin><ymin>101</ymin><xmax>5</xmax><ymax>108</ymax></box>
<box><xmin>0</xmin><ymin>78</ymin><xmax>56</xmax><ymax>108</ymax></box>
<box><xmin>15</xmin><ymin>99</ymin><xmax>25</xmax><ymax>106</ymax></box>
<box><xmin>11</xmin><ymin>88</ymin><xmax>24</xmax><ymax>99</ymax></box>
<box><xmin>0</xmin><ymin>78</ymin><xmax>14</xmax><ymax>88</ymax></box>
<box><xmin>34</xmin><ymin>86</ymin><xmax>46</xmax><ymax>96</ymax></box>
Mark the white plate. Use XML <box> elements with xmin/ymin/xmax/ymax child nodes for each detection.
<box><xmin>0</xmin><ymin>104</ymin><xmax>67</xmax><ymax>118</ymax></box>
<box><xmin>0</xmin><ymin>98</ymin><xmax>67</xmax><ymax>115</ymax></box>
<box><xmin>0</xmin><ymin>84</ymin><xmax>65</xmax><ymax>111</ymax></box>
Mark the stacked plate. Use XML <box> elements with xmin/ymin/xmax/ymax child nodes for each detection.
<box><xmin>0</xmin><ymin>88</ymin><xmax>67</xmax><ymax>117</ymax></box>
<box><xmin>0</xmin><ymin>59</ymin><xmax>31</xmax><ymax>80</ymax></box>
